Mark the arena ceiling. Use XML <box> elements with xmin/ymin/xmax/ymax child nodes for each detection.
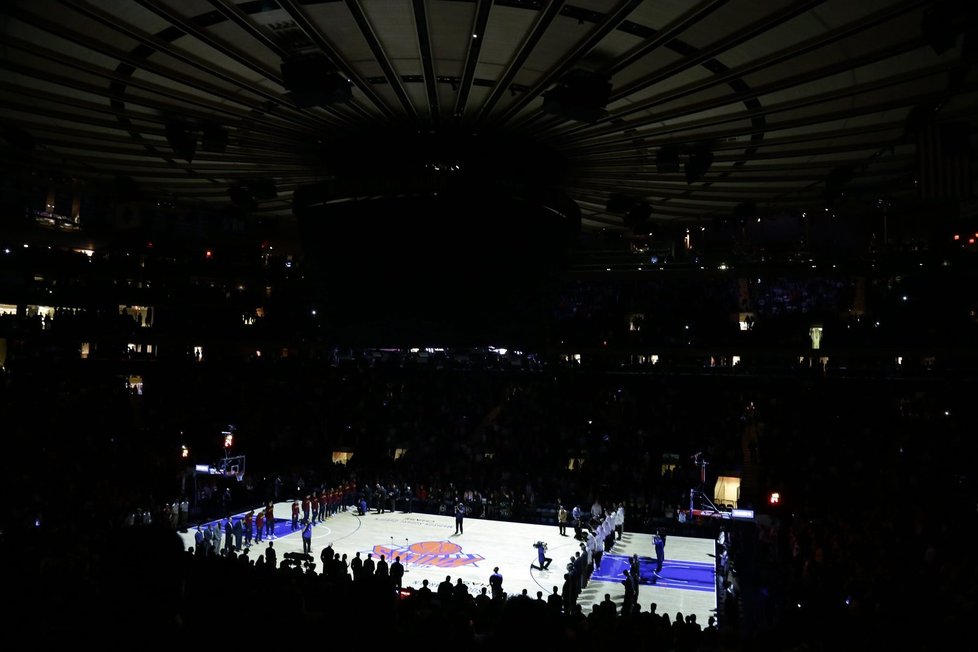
<box><xmin>0</xmin><ymin>0</ymin><xmax>976</xmax><ymax>237</ymax></box>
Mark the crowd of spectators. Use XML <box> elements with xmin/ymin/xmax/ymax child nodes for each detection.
<box><xmin>552</xmin><ymin>267</ymin><xmax>978</xmax><ymax>353</ymax></box>
<box><xmin>2</xmin><ymin>238</ymin><xmax>975</xmax><ymax>646</ymax></box>
<box><xmin>5</xmin><ymin>238</ymin><xmax>978</xmax><ymax>358</ymax></box>
<box><xmin>2</xmin><ymin>346</ymin><xmax>972</xmax><ymax>648</ymax></box>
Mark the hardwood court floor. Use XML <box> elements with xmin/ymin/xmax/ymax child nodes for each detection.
<box><xmin>180</xmin><ymin>504</ymin><xmax>717</xmax><ymax>623</ymax></box>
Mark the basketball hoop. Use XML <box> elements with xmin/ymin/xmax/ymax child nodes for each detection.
<box><xmin>216</xmin><ymin>454</ymin><xmax>246</xmax><ymax>480</ymax></box>
<box><xmin>689</xmin><ymin>453</ymin><xmax>720</xmax><ymax>515</ymax></box>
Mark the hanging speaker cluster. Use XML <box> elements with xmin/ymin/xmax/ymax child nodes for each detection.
<box><xmin>656</xmin><ymin>145</ymin><xmax>680</xmax><ymax>173</ymax></box>
<box><xmin>228</xmin><ymin>179</ymin><xmax>277</xmax><ymax>208</ymax></box>
<box><xmin>606</xmin><ymin>194</ymin><xmax>652</xmax><ymax>233</ymax></box>
<box><xmin>920</xmin><ymin>1</ymin><xmax>975</xmax><ymax>55</ymax></box>
<box><xmin>164</xmin><ymin>119</ymin><xmax>229</xmax><ymax>161</ymax></box>
<box><xmin>653</xmin><ymin>143</ymin><xmax>715</xmax><ymax>183</ymax></box>
<box><xmin>201</xmin><ymin>123</ymin><xmax>229</xmax><ymax>153</ymax></box>
<box><xmin>685</xmin><ymin>147</ymin><xmax>714</xmax><ymax>184</ymax></box>
<box><xmin>164</xmin><ymin>120</ymin><xmax>197</xmax><ymax>162</ymax></box>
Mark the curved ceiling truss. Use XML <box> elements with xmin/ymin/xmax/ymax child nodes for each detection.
<box><xmin>1</xmin><ymin>0</ymin><xmax>975</xmax><ymax>233</ymax></box>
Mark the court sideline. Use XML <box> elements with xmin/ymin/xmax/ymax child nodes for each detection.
<box><xmin>180</xmin><ymin>503</ymin><xmax>718</xmax><ymax>623</ymax></box>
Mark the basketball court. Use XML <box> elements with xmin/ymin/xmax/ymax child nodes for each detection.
<box><xmin>181</xmin><ymin>503</ymin><xmax>719</xmax><ymax>623</ymax></box>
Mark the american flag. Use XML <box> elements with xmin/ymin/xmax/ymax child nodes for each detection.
<box><xmin>917</xmin><ymin>120</ymin><xmax>975</xmax><ymax>202</ymax></box>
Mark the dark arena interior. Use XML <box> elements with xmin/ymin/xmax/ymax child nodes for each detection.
<box><xmin>1</xmin><ymin>1</ymin><xmax>977</xmax><ymax>647</ymax></box>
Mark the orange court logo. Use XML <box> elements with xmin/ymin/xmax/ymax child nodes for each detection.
<box><xmin>370</xmin><ymin>540</ymin><xmax>484</xmax><ymax>568</ymax></box>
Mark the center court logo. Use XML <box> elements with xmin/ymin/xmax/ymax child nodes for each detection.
<box><xmin>369</xmin><ymin>540</ymin><xmax>484</xmax><ymax>568</ymax></box>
